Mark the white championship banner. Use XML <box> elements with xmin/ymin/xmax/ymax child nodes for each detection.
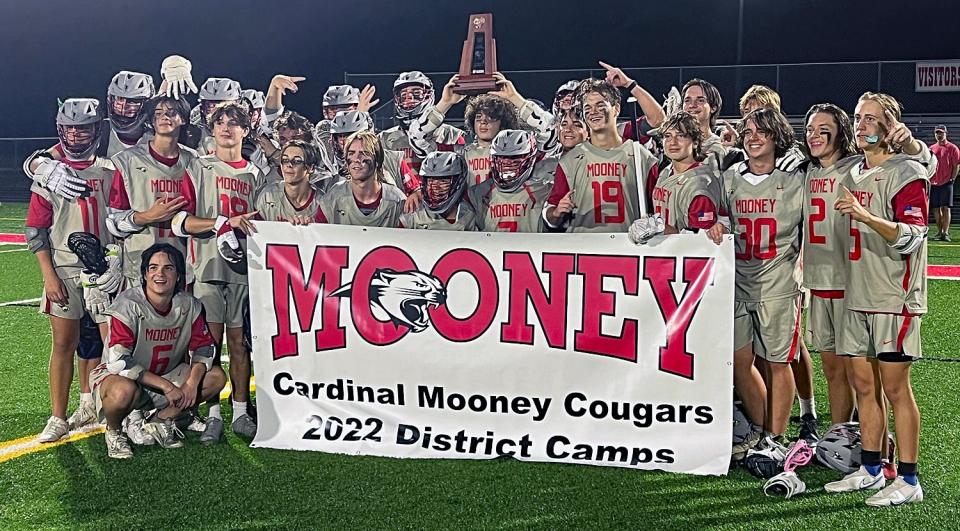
<box><xmin>247</xmin><ymin>222</ymin><xmax>734</xmax><ymax>476</ymax></box>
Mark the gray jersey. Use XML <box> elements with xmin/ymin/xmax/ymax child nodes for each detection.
<box><xmin>721</xmin><ymin>162</ymin><xmax>804</xmax><ymax>302</ymax></box>
<box><xmin>802</xmin><ymin>156</ymin><xmax>860</xmax><ymax>291</ymax></box>
<box><xmin>255</xmin><ymin>180</ymin><xmax>324</xmax><ymax>222</ymax></box>
<box><xmin>379</xmin><ymin>124</ymin><xmax>463</xmax><ymax>173</ymax></box>
<box><xmin>182</xmin><ymin>156</ymin><xmax>264</xmax><ymax>283</ymax></box>
<box><xmin>399</xmin><ymin>199</ymin><xmax>478</xmax><ymax>231</ymax></box>
<box><xmin>317</xmin><ymin>180</ymin><xmax>406</xmax><ymax>227</ymax></box>
<box><xmin>381</xmin><ymin>149</ymin><xmax>420</xmax><ymax>195</ymax></box>
<box><xmin>468</xmin><ymin>158</ymin><xmax>556</xmax><ymax>233</ymax></box>
<box><xmin>553</xmin><ymin>140</ymin><xmax>658</xmax><ymax>233</ymax></box>
<box><xmin>110</xmin><ymin>143</ymin><xmax>198</xmax><ymax>279</ymax></box>
<box><xmin>100</xmin><ymin>287</ymin><xmax>215</xmax><ymax>380</ymax></box>
<box><xmin>27</xmin><ymin>157</ymin><xmax>116</xmax><ymax>279</ymax></box>
<box><xmin>106</xmin><ymin>128</ymin><xmax>151</xmax><ymax>158</ymax></box>
<box><xmin>650</xmin><ymin>163</ymin><xmax>722</xmax><ymax>232</ymax></box>
<box><xmin>464</xmin><ymin>142</ymin><xmax>492</xmax><ymax>187</ymax></box>
<box><xmin>701</xmin><ymin>134</ymin><xmax>731</xmax><ymax>171</ymax></box>
<box><xmin>843</xmin><ymin>154</ymin><xmax>929</xmax><ymax>314</ymax></box>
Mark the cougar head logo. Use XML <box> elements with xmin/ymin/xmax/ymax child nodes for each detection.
<box><xmin>330</xmin><ymin>269</ymin><xmax>446</xmax><ymax>332</ymax></box>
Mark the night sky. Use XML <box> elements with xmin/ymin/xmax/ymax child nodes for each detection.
<box><xmin>1</xmin><ymin>0</ymin><xmax>956</xmax><ymax>137</ymax></box>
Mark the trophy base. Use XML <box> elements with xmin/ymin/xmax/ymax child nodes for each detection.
<box><xmin>453</xmin><ymin>76</ymin><xmax>499</xmax><ymax>96</ymax></box>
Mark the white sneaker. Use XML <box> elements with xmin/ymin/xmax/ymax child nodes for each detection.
<box><xmin>731</xmin><ymin>428</ymin><xmax>762</xmax><ymax>462</ymax></box>
<box><xmin>142</xmin><ymin>418</ymin><xmax>184</xmax><ymax>449</ymax></box>
<box><xmin>67</xmin><ymin>401</ymin><xmax>96</xmax><ymax>430</ymax></box>
<box><xmin>105</xmin><ymin>428</ymin><xmax>133</xmax><ymax>459</ymax></box>
<box><xmin>37</xmin><ymin>416</ymin><xmax>70</xmax><ymax>443</ymax></box>
<box><xmin>825</xmin><ymin>466</ymin><xmax>885</xmax><ymax>493</ymax></box>
<box><xmin>123</xmin><ymin>411</ymin><xmax>155</xmax><ymax>446</ymax></box>
<box><xmin>184</xmin><ymin>412</ymin><xmax>207</xmax><ymax>433</ymax></box>
<box><xmin>866</xmin><ymin>477</ymin><xmax>924</xmax><ymax>507</ymax></box>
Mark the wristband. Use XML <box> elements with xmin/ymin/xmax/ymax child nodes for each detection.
<box><xmin>625</xmin><ymin>80</ymin><xmax>638</xmax><ymax>92</ymax></box>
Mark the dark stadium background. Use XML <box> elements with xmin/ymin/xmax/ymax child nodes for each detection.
<box><xmin>0</xmin><ymin>0</ymin><xmax>957</xmax><ymax>200</ymax></box>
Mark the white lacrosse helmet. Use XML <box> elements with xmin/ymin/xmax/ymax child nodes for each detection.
<box><xmin>106</xmin><ymin>71</ymin><xmax>155</xmax><ymax>135</ymax></box>
<box><xmin>420</xmin><ymin>151</ymin><xmax>468</xmax><ymax>215</ymax></box>
<box><xmin>393</xmin><ymin>71</ymin><xmax>434</xmax><ymax>125</ymax></box>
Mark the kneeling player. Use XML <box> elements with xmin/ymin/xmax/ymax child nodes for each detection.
<box><xmin>91</xmin><ymin>244</ymin><xmax>226</xmax><ymax>458</ymax></box>
<box><xmin>400</xmin><ymin>151</ymin><xmax>476</xmax><ymax>230</ymax></box>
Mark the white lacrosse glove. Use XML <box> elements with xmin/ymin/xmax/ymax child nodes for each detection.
<box><xmin>161</xmin><ymin>55</ymin><xmax>198</xmax><ymax>100</ymax></box>
<box><xmin>628</xmin><ymin>213</ymin><xmax>665</xmax><ymax>245</ymax></box>
<box><xmin>775</xmin><ymin>148</ymin><xmax>805</xmax><ymax>173</ymax></box>
<box><xmin>80</xmin><ymin>271</ymin><xmax>111</xmax><ymax>315</ymax></box>
<box><xmin>95</xmin><ymin>245</ymin><xmax>123</xmax><ymax>295</ymax></box>
<box><xmin>215</xmin><ymin>216</ymin><xmax>243</xmax><ymax>264</ymax></box>
<box><xmin>763</xmin><ymin>471</ymin><xmax>806</xmax><ymax>499</ymax></box>
<box><xmin>34</xmin><ymin>158</ymin><xmax>88</xmax><ymax>200</ymax></box>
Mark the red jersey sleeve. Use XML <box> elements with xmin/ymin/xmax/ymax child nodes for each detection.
<box><xmin>108</xmin><ymin>317</ymin><xmax>137</xmax><ymax>349</ymax></box>
<box><xmin>546</xmin><ymin>164</ymin><xmax>571</xmax><ymax>206</ymax></box>
<box><xmin>892</xmin><ymin>180</ymin><xmax>928</xmax><ymax>226</ymax></box>
<box><xmin>188</xmin><ymin>311</ymin><xmax>216</xmax><ymax>351</ymax></box>
<box><xmin>644</xmin><ymin>164</ymin><xmax>660</xmax><ymax>215</ymax></box>
<box><xmin>180</xmin><ymin>170</ymin><xmax>197</xmax><ymax>215</ymax></box>
<box><xmin>26</xmin><ymin>193</ymin><xmax>54</xmax><ymax>229</ymax></box>
<box><xmin>686</xmin><ymin>195</ymin><xmax>719</xmax><ymax>230</ymax></box>
<box><xmin>108</xmin><ymin>168</ymin><xmax>131</xmax><ymax>210</ymax></box>
<box><xmin>399</xmin><ymin>159</ymin><xmax>421</xmax><ymax>194</ymax></box>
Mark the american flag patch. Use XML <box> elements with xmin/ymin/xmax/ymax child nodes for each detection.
<box><xmin>698</xmin><ymin>211</ymin><xmax>715</xmax><ymax>222</ymax></box>
<box><xmin>903</xmin><ymin>206</ymin><xmax>922</xmax><ymax>217</ymax></box>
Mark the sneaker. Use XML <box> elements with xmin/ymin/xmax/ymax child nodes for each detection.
<box><xmin>944</xmin><ymin>233</ymin><xmax>952</xmax><ymax>242</ymax></box>
<box><xmin>933</xmin><ymin>233</ymin><xmax>945</xmax><ymax>241</ymax></box>
<box><xmin>731</xmin><ymin>428</ymin><xmax>762</xmax><ymax>462</ymax></box>
<box><xmin>200</xmin><ymin>417</ymin><xmax>225</xmax><ymax>445</ymax></box>
<box><xmin>232</xmin><ymin>413</ymin><xmax>257</xmax><ymax>439</ymax></box>
<box><xmin>105</xmin><ymin>428</ymin><xmax>133</xmax><ymax>459</ymax></box>
<box><xmin>866</xmin><ymin>477</ymin><xmax>923</xmax><ymax>506</ymax></box>
<box><xmin>123</xmin><ymin>411</ymin><xmax>155</xmax><ymax>446</ymax></box>
<box><xmin>37</xmin><ymin>416</ymin><xmax>70</xmax><ymax>443</ymax></box>
<box><xmin>183</xmin><ymin>411</ymin><xmax>207</xmax><ymax>433</ymax></box>
<box><xmin>67</xmin><ymin>401</ymin><xmax>96</xmax><ymax>430</ymax></box>
<box><xmin>798</xmin><ymin>413</ymin><xmax>819</xmax><ymax>445</ymax></box>
<box><xmin>142</xmin><ymin>418</ymin><xmax>184</xmax><ymax>449</ymax></box>
<box><xmin>825</xmin><ymin>466</ymin><xmax>885</xmax><ymax>493</ymax></box>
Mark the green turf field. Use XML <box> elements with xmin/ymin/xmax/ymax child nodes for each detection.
<box><xmin>0</xmin><ymin>202</ymin><xmax>958</xmax><ymax>529</ymax></box>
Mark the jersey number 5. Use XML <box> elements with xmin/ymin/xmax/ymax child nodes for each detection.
<box><xmin>591</xmin><ymin>181</ymin><xmax>625</xmax><ymax>224</ymax></box>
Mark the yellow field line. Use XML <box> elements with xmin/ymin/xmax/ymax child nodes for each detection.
<box><xmin>0</xmin><ymin>378</ymin><xmax>255</xmax><ymax>464</ymax></box>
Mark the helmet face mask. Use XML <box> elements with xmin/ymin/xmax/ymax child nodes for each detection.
<box><xmin>57</xmin><ymin>98</ymin><xmax>103</xmax><ymax>160</ymax></box>
<box><xmin>106</xmin><ymin>71</ymin><xmax>155</xmax><ymax>135</ymax></box>
<box><xmin>198</xmin><ymin>78</ymin><xmax>241</xmax><ymax>125</ymax></box>
<box><xmin>490</xmin><ymin>129</ymin><xmax>538</xmax><ymax>193</ymax></box>
<box><xmin>323</xmin><ymin>85</ymin><xmax>361</xmax><ymax>120</ymax></box>
<box><xmin>392</xmin><ymin>71</ymin><xmax>435</xmax><ymax>125</ymax></box>
<box><xmin>419</xmin><ymin>152</ymin><xmax>467</xmax><ymax>214</ymax></box>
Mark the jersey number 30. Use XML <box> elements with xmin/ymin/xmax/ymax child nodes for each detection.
<box><xmin>736</xmin><ymin>217</ymin><xmax>777</xmax><ymax>260</ymax></box>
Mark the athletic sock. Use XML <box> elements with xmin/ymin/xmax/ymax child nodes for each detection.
<box><xmin>208</xmin><ymin>402</ymin><xmax>222</xmax><ymax>420</ymax></box>
<box><xmin>232</xmin><ymin>400</ymin><xmax>248</xmax><ymax>418</ymax></box>
<box><xmin>799</xmin><ymin>397</ymin><xmax>816</xmax><ymax>418</ymax></box>
<box><xmin>862</xmin><ymin>450</ymin><xmax>882</xmax><ymax>477</ymax></box>
<box><xmin>899</xmin><ymin>462</ymin><xmax>919</xmax><ymax>485</ymax></box>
